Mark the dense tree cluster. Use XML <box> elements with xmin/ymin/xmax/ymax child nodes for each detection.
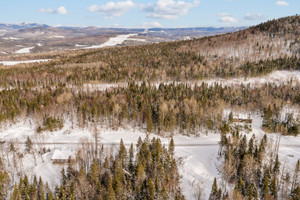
<box><xmin>1</xmin><ymin>81</ymin><xmax>300</xmax><ymax>136</ymax></box>
<box><xmin>214</xmin><ymin>133</ymin><xmax>300</xmax><ymax>199</ymax></box>
<box><xmin>263</xmin><ymin>105</ymin><xmax>300</xmax><ymax>136</ymax></box>
<box><xmin>37</xmin><ymin>115</ymin><xmax>64</xmax><ymax>133</ymax></box>
<box><xmin>9</xmin><ymin>137</ymin><xmax>183</xmax><ymax>200</ymax></box>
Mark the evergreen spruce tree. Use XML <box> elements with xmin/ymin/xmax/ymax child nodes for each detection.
<box><xmin>106</xmin><ymin>175</ymin><xmax>116</xmax><ymax>200</ymax></box>
<box><xmin>89</xmin><ymin>158</ymin><xmax>100</xmax><ymax>184</ymax></box>
<box><xmin>228</xmin><ymin>111</ymin><xmax>233</xmax><ymax>123</ymax></box>
<box><xmin>148</xmin><ymin>178</ymin><xmax>155</xmax><ymax>200</ymax></box>
<box><xmin>273</xmin><ymin>155</ymin><xmax>280</xmax><ymax>175</ymax></box>
<box><xmin>270</xmin><ymin>177</ymin><xmax>278</xmax><ymax>199</ymax></box>
<box><xmin>237</xmin><ymin>176</ymin><xmax>245</xmax><ymax>196</ymax></box>
<box><xmin>47</xmin><ymin>192</ymin><xmax>53</xmax><ymax>200</ymax></box>
<box><xmin>128</xmin><ymin>143</ymin><xmax>135</xmax><ymax>174</ymax></box>
<box><xmin>209</xmin><ymin>178</ymin><xmax>220</xmax><ymax>200</ymax></box>
<box><xmin>147</xmin><ymin>106</ymin><xmax>153</xmax><ymax>133</ymax></box>
<box><xmin>118</xmin><ymin>139</ymin><xmax>127</xmax><ymax>167</ymax></box>
<box><xmin>262</xmin><ymin>177</ymin><xmax>270</xmax><ymax>199</ymax></box>
<box><xmin>168</xmin><ymin>137</ymin><xmax>175</xmax><ymax>157</ymax></box>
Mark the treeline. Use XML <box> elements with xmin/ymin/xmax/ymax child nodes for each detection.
<box><xmin>1</xmin><ymin>82</ymin><xmax>300</xmax><ymax>136</ymax></box>
<box><xmin>0</xmin><ymin>47</ymin><xmax>299</xmax><ymax>89</ymax></box>
<box><xmin>211</xmin><ymin>133</ymin><xmax>300</xmax><ymax>199</ymax></box>
<box><xmin>9</xmin><ymin>137</ymin><xmax>183</xmax><ymax>200</ymax></box>
<box><xmin>253</xmin><ymin>15</ymin><xmax>300</xmax><ymax>36</ymax></box>
<box><xmin>178</xmin><ymin>15</ymin><xmax>299</xmax><ymax>64</ymax></box>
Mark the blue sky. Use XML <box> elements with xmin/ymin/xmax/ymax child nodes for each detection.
<box><xmin>0</xmin><ymin>0</ymin><xmax>299</xmax><ymax>28</ymax></box>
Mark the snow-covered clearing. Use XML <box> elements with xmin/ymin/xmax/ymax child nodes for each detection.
<box><xmin>15</xmin><ymin>46</ymin><xmax>35</xmax><ymax>54</ymax></box>
<box><xmin>75</xmin><ymin>44</ymin><xmax>87</xmax><ymax>47</ymax></box>
<box><xmin>0</xmin><ymin>59</ymin><xmax>51</xmax><ymax>66</ymax></box>
<box><xmin>159</xmin><ymin>70</ymin><xmax>300</xmax><ymax>88</ymax></box>
<box><xmin>81</xmin><ymin>82</ymin><xmax>127</xmax><ymax>92</ymax></box>
<box><xmin>126</xmin><ymin>38</ymin><xmax>147</xmax><ymax>42</ymax></box>
<box><xmin>201</xmin><ymin>70</ymin><xmax>300</xmax><ymax>87</ymax></box>
<box><xmin>53</xmin><ymin>35</ymin><xmax>65</xmax><ymax>38</ymax></box>
<box><xmin>85</xmin><ymin>34</ymin><xmax>138</xmax><ymax>49</ymax></box>
<box><xmin>75</xmin><ymin>71</ymin><xmax>300</xmax><ymax>93</ymax></box>
<box><xmin>3</xmin><ymin>37</ymin><xmax>20</xmax><ymax>40</ymax></box>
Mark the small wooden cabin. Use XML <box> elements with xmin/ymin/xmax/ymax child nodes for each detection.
<box><xmin>51</xmin><ymin>149</ymin><xmax>76</xmax><ymax>164</ymax></box>
<box><xmin>232</xmin><ymin>118</ymin><xmax>252</xmax><ymax>124</ymax></box>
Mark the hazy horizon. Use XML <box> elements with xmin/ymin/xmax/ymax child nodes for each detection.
<box><xmin>0</xmin><ymin>0</ymin><xmax>299</xmax><ymax>28</ymax></box>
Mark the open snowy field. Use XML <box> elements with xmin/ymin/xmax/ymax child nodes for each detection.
<box><xmin>77</xmin><ymin>70</ymin><xmax>300</xmax><ymax>93</ymax></box>
<box><xmin>15</xmin><ymin>46</ymin><xmax>35</xmax><ymax>54</ymax></box>
<box><xmin>201</xmin><ymin>70</ymin><xmax>300</xmax><ymax>87</ymax></box>
<box><xmin>0</xmin><ymin>59</ymin><xmax>50</xmax><ymax>66</ymax></box>
<box><xmin>85</xmin><ymin>34</ymin><xmax>138</xmax><ymax>49</ymax></box>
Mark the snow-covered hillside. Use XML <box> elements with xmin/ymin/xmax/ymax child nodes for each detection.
<box><xmin>15</xmin><ymin>46</ymin><xmax>35</xmax><ymax>54</ymax></box>
<box><xmin>85</xmin><ymin>34</ymin><xmax>138</xmax><ymax>49</ymax></box>
<box><xmin>0</xmin><ymin>59</ymin><xmax>50</xmax><ymax>66</ymax></box>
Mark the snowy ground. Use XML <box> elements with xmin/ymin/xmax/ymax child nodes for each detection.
<box><xmin>52</xmin><ymin>36</ymin><xmax>65</xmax><ymax>39</ymax></box>
<box><xmin>159</xmin><ymin>70</ymin><xmax>300</xmax><ymax>88</ymax></box>
<box><xmin>81</xmin><ymin>82</ymin><xmax>127</xmax><ymax>92</ymax></box>
<box><xmin>201</xmin><ymin>70</ymin><xmax>300</xmax><ymax>87</ymax></box>
<box><xmin>0</xmin><ymin>59</ymin><xmax>51</xmax><ymax>66</ymax></box>
<box><xmin>75</xmin><ymin>44</ymin><xmax>87</xmax><ymax>47</ymax></box>
<box><xmin>126</xmin><ymin>38</ymin><xmax>147</xmax><ymax>42</ymax></box>
<box><xmin>84</xmin><ymin>34</ymin><xmax>138</xmax><ymax>49</ymax></box>
<box><xmin>3</xmin><ymin>37</ymin><xmax>20</xmax><ymax>40</ymax></box>
<box><xmin>15</xmin><ymin>46</ymin><xmax>35</xmax><ymax>54</ymax></box>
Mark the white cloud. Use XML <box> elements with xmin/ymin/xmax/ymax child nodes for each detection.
<box><xmin>56</xmin><ymin>6</ymin><xmax>68</xmax><ymax>15</ymax></box>
<box><xmin>38</xmin><ymin>6</ymin><xmax>67</xmax><ymax>15</ymax></box>
<box><xmin>220</xmin><ymin>16</ymin><xmax>238</xmax><ymax>23</ymax></box>
<box><xmin>276</xmin><ymin>1</ymin><xmax>289</xmax><ymax>6</ymax></box>
<box><xmin>218</xmin><ymin>13</ymin><xmax>238</xmax><ymax>23</ymax></box>
<box><xmin>244</xmin><ymin>13</ymin><xmax>265</xmax><ymax>21</ymax></box>
<box><xmin>142</xmin><ymin>0</ymin><xmax>200</xmax><ymax>19</ymax></box>
<box><xmin>141</xmin><ymin>22</ymin><xmax>163</xmax><ymax>28</ymax></box>
<box><xmin>87</xmin><ymin>1</ymin><xmax>135</xmax><ymax>19</ymax></box>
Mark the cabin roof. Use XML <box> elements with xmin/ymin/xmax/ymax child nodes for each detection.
<box><xmin>51</xmin><ymin>149</ymin><xmax>76</xmax><ymax>160</ymax></box>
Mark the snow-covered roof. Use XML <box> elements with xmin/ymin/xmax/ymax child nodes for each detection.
<box><xmin>51</xmin><ymin>149</ymin><xmax>76</xmax><ymax>160</ymax></box>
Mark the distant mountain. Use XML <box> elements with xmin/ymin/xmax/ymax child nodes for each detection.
<box><xmin>0</xmin><ymin>22</ymin><xmax>246</xmax><ymax>34</ymax></box>
<box><xmin>0</xmin><ymin>22</ymin><xmax>248</xmax><ymax>55</ymax></box>
<box><xmin>148</xmin><ymin>27</ymin><xmax>246</xmax><ymax>32</ymax></box>
<box><xmin>0</xmin><ymin>22</ymin><xmax>50</xmax><ymax>31</ymax></box>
